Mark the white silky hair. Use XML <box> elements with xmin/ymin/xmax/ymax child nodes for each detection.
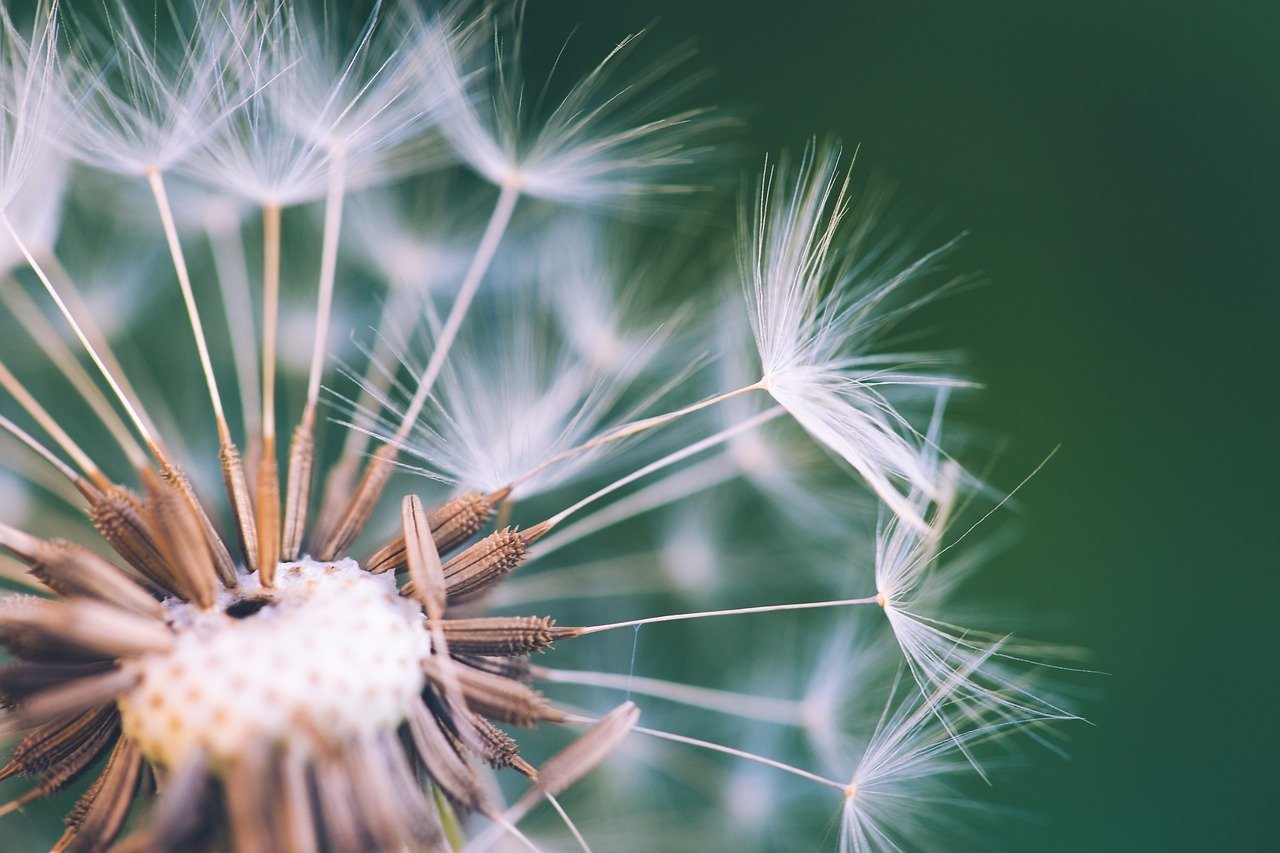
<box><xmin>419</xmin><ymin>4</ymin><xmax>717</xmax><ymax>206</ymax></box>
<box><xmin>182</xmin><ymin>0</ymin><xmax>451</xmax><ymax>205</ymax></box>
<box><xmin>60</xmin><ymin>0</ymin><xmax>240</xmax><ymax>177</ymax></box>
<box><xmin>358</xmin><ymin>275</ymin><xmax>664</xmax><ymax>499</ymax></box>
<box><xmin>838</xmin><ymin>660</ymin><xmax>1008</xmax><ymax>853</ymax></box>
<box><xmin>0</xmin><ymin>5</ymin><xmax>62</xmax><ymax>211</ymax></box>
<box><xmin>0</xmin><ymin>146</ymin><xmax>68</xmax><ymax>273</ymax></box>
<box><xmin>741</xmin><ymin>141</ymin><xmax>973</xmax><ymax>533</ymax></box>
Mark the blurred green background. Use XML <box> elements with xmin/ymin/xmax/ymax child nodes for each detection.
<box><xmin>524</xmin><ymin>1</ymin><xmax>1279</xmax><ymax>850</ymax></box>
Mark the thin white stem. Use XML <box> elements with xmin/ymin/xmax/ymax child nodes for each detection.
<box><xmin>337</xmin><ymin>288</ymin><xmax>412</xmax><ymax>463</ymax></box>
<box><xmin>146</xmin><ymin>168</ymin><xmax>226</xmax><ymax>425</ymax></box>
<box><xmin>540</xmin><ymin>408</ymin><xmax>784</xmax><ymax>532</ymax></box>
<box><xmin>393</xmin><ymin>183</ymin><xmax>520</xmax><ymax>443</ymax></box>
<box><xmin>628</xmin><ymin>724</ymin><xmax>846</xmax><ymax>792</ymax></box>
<box><xmin>305</xmin><ymin>155</ymin><xmax>347</xmax><ymax>409</ymax></box>
<box><xmin>261</xmin><ymin>203</ymin><xmax>282</xmax><ymax>445</ymax></box>
<box><xmin>0</xmin><ymin>412</ymin><xmax>80</xmax><ymax>486</ymax></box>
<box><xmin>0</xmin><ymin>359</ymin><xmax>102</xmax><ymax>485</ymax></box>
<box><xmin>533</xmin><ymin>454</ymin><xmax>738</xmax><ymax>559</ymax></box>
<box><xmin>0</xmin><ymin>212</ymin><xmax>154</xmax><ymax>447</ymax></box>
<box><xmin>540</xmin><ymin>668</ymin><xmax>806</xmax><ymax>726</ymax></box>
<box><xmin>206</xmin><ymin>210</ymin><xmax>261</xmax><ymax>444</ymax></box>
<box><xmin>574</xmin><ymin>594</ymin><xmax>880</xmax><ymax>636</ymax></box>
<box><xmin>508</xmin><ymin>381</ymin><xmax>766</xmax><ymax>492</ymax></box>
<box><xmin>465</xmin><ymin>810</ymin><xmax>540</xmax><ymax>853</ymax></box>
<box><xmin>559</xmin><ymin>714</ymin><xmax>846</xmax><ymax>793</ymax></box>
<box><xmin>545</xmin><ymin>793</ymin><xmax>590</xmax><ymax>852</ymax></box>
<box><xmin>0</xmin><ymin>276</ymin><xmax>148</xmax><ymax>469</ymax></box>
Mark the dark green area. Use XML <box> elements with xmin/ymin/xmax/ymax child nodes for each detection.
<box><xmin>522</xmin><ymin>1</ymin><xmax>1279</xmax><ymax>849</ymax></box>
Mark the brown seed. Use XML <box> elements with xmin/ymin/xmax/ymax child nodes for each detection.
<box><xmin>366</xmin><ymin>491</ymin><xmax>495</xmax><ymax>573</ymax></box>
<box><xmin>534</xmin><ymin>700</ymin><xmax>639</xmax><ymax>797</ymax></box>
<box><xmin>422</xmin><ymin>658</ymin><xmax>562</xmax><ymax>728</ymax></box>
<box><xmin>404</xmin><ymin>698</ymin><xmax>486</xmax><ymax>810</ymax></box>
<box><xmin>141</xmin><ymin>469</ymin><xmax>219</xmax><ymax>609</ymax></box>
<box><xmin>57</xmin><ymin>735</ymin><xmax>144</xmax><ymax>852</ymax></box>
<box><xmin>281</xmin><ymin>407</ymin><xmax>316</xmax><ymax>563</ymax></box>
<box><xmin>88</xmin><ymin>486</ymin><xmax>178</xmax><ymax>597</ymax></box>
<box><xmin>0</xmin><ymin>597</ymin><xmax>172</xmax><ymax>662</ymax></box>
<box><xmin>441</xmin><ymin>616</ymin><xmax>560</xmax><ymax>656</ymax></box>
<box><xmin>471</xmin><ymin>715</ymin><xmax>536</xmax><ymax>777</ymax></box>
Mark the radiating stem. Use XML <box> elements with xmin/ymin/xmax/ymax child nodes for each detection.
<box><xmin>539</xmin><ymin>667</ymin><xmax>806</xmax><ymax>726</ymax></box>
<box><xmin>318</xmin><ymin>183</ymin><xmax>520</xmax><ymax>560</ymax></box>
<box><xmin>625</xmin><ymin>723</ymin><xmax>845</xmax><ymax>792</ymax></box>
<box><xmin>0</xmin><ymin>277</ymin><xmax>148</xmax><ymax>470</ymax></box>
<box><xmin>572</xmin><ymin>594</ymin><xmax>880</xmax><ymax>636</ymax></box>
<box><xmin>507</xmin><ymin>381</ymin><xmax>766</xmax><ymax>493</ymax></box>
<box><xmin>0</xmin><ymin>360</ymin><xmax>107</xmax><ymax>490</ymax></box>
<box><xmin>536</xmin><ymin>407</ymin><xmax>783</xmax><ymax>535</ymax></box>
<box><xmin>283</xmin><ymin>156</ymin><xmax>347</xmax><ymax>560</ymax></box>
<box><xmin>205</xmin><ymin>205</ymin><xmax>261</xmax><ymax>453</ymax></box>
<box><xmin>1</xmin><ymin>212</ymin><xmax>154</xmax><ymax>450</ymax></box>
<box><xmin>257</xmin><ymin>203</ymin><xmax>283</xmax><ymax>585</ymax></box>
<box><xmin>532</xmin><ymin>454</ymin><xmax>738</xmax><ymax>559</ymax></box>
<box><xmin>147</xmin><ymin>168</ymin><xmax>259</xmax><ymax>573</ymax></box>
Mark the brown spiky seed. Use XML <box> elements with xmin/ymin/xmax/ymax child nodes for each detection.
<box><xmin>367</xmin><ymin>491</ymin><xmax>495</xmax><ymax>573</ymax></box>
<box><xmin>441</xmin><ymin>616</ymin><xmax>559</xmax><ymax>656</ymax></box>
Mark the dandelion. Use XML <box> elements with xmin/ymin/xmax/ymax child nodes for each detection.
<box><xmin>0</xmin><ymin>2</ymin><xmax>1078</xmax><ymax>850</ymax></box>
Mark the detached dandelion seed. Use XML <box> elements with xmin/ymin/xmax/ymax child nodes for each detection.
<box><xmin>0</xmin><ymin>2</ymin><xmax>1082</xmax><ymax>850</ymax></box>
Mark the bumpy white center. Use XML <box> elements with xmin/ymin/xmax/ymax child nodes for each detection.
<box><xmin>118</xmin><ymin>558</ymin><xmax>430</xmax><ymax>768</ymax></box>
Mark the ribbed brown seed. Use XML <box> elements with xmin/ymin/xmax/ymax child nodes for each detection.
<box><xmin>534</xmin><ymin>701</ymin><xmax>639</xmax><ymax>797</ymax></box>
<box><xmin>223</xmin><ymin>741</ymin><xmax>272</xmax><ymax>853</ymax></box>
<box><xmin>14</xmin><ymin>667</ymin><xmax>140</xmax><ymax>729</ymax></box>
<box><xmin>281</xmin><ymin>408</ymin><xmax>316</xmax><ymax>563</ymax></box>
<box><xmin>156</xmin><ymin>457</ymin><xmax>236</xmax><ymax>588</ymax></box>
<box><xmin>5</xmin><ymin>705</ymin><xmax>119</xmax><ymax>777</ymax></box>
<box><xmin>471</xmin><ymin>715</ymin><xmax>536</xmax><ymax>777</ymax></box>
<box><xmin>342</xmin><ymin>734</ymin><xmax>432</xmax><ymax>851</ymax></box>
<box><xmin>276</xmin><ymin>747</ymin><xmax>320</xmax><ymax>853</ymax></box>
<box><xmin>220</xmin><ymin>437</ymin><xmax>260</xmax><ymax>576</ymax></box>
<box><xmin>404</xmin><ymin>698</ymin><xmax>485</xmax><ymax>810</ymax></box>
<box><xmin>22</xmin><ymin>539</ymin><xmax>164</xmax><ymax>619</ymax></box>
<box><xmin>402</xmin><ymin>527</ymin><xmax>530</xmax><ymax>604</ymax></box>
<box><xmin>374</xmin><ymin>729</ymin><xmax>446</xmax><ymax>847</ymax></box>
<box><xmin>422</xmin><ymin>658</ymin><xmax>562</xmax><ymax>727</ymax></box>
<box><xmin>1</xmin><ymin>708</ymin><xmax>121</xmax><ymax>811</ymax></box>
<box><xmin>142</xmin><ymin>468</ymin><xmax>218</xmax><ymax>609</ymax></box>
<box><xmin>312</xmin><ymin>745</ymin><xmax>366</xmax><ymax>853</ymax></box>
<box><xmin>58</xmin><ymin>736</ymin><xmax>144</xmax><ymax>853</ymax></box>
<box><xmin>451</xmin><ymin>653</ymin><xmax>532</xmax><ymax>682</ymax></box>
<box><xmin>441</xmin><ymin>616</ymin><xmax>559</xmax><ymax>656</ymax></box>
<box><xmin>0</xmin><ymin>662</ymin><xmax>115</xmax><ymax>707</ymax></box>
<box><xmin>0</xmin><ymin>597</ymin><xmax>171</xmax><ymax>662</ymax></box>
<box><xmin>89</xmin><ymin>486</ymin><xmax>177</xmax><ymax>597</ymax></box>
<box><xmin>116</xmin><ymin>748</ymin><xmax>210</xmax><ymax>852</ymax></box>
<box><xmin>317</xmin><ymin>444</ymin><xmax>397</xmax><ymax>562</ymax></box>
<box><xmin>366</xmin><ymin>491</ymin><xmax>495</xmax><ymax>573</ymax></box>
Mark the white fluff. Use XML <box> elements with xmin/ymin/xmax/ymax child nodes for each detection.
<box><xmin>741</xmin><ymin>142</ymin><xmax>970</xmax><ymax>532</ymax></box>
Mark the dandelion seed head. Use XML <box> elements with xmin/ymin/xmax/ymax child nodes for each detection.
<box><xmin>118</xmin><ymin>558</ymin><xmax>429</xmax><ymax>769</ymax></box>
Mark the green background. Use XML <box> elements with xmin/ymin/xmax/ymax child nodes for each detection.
<box><xmin>525</xmin><ymin>1</ymin><xmax>1279</xmax><ymax>850</ymax></box>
